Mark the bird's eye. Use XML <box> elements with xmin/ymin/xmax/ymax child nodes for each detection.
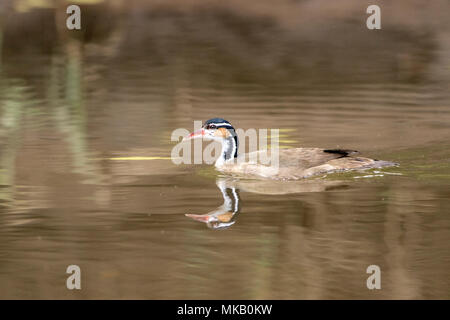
<box><xmin>207</xmin><ymin>124</ymin><xmax>216</xmax><ymax>129</ymax></box>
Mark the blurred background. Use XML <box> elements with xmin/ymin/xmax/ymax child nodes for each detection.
<box><xmin>0</xmin><ymin>0</ymin><xmax>449</xmax><ymax>299</ymax></box>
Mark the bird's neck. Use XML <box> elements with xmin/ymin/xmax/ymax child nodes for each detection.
<box><xmin>215</xmin><ymin>136</ymin><xmax>238</xmax><ymax>168</ymax></box>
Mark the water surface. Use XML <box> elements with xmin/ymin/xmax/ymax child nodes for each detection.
<box><xmin>0</xmin><ymin>2</ymin><xmax>449</xmax><ymax>299</ymax></box>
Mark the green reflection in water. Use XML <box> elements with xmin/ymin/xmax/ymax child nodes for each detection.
<box><xmin>0</xmin><ymin>80</ymin><xmax>26</xmax><ymax>204</ymax></box>
<box><xmin>51</xmin><ymin>41</ymin><xmax>103</xmax><ymax>185</ymax></box>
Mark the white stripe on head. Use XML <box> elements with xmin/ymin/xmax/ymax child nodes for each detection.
<box><xmin>207</xmin><ymin>122</ymin><xmax>233</xmax><ymax>127</ymax></box>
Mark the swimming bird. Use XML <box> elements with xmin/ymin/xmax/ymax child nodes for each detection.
<box><xmin>183</xmin><ymin>118</ymin><xmax>397</xmax><ymax>180</ymax></box>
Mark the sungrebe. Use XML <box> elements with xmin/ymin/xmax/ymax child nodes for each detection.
<box><xmin>183</xmin><ymin>118</ymin><xmax>397</xmax><ymax>180</ymax></box>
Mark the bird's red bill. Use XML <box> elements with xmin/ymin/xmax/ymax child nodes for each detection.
<box><xmin>183</xmin><ymin>129</ymin><xmax>205</xmax><ymax>141</ymax></box>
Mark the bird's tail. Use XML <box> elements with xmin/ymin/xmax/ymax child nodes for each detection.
<box><xmin>371</xmin><ymin>159</ymin><xmax>399</xmax><ymax>168</ymax></box>
<box><xmin>323</xmin><ymin>149</ymin><xmax>359</xmax><ymax>157</ymax></box>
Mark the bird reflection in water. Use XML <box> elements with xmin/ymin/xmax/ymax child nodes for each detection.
<box><xmin>185</xmin><ymin>177</ymin><xmax>347</xmax><ymax>229</ymax></box>
<box><xmin>186</xmin><ymin>179</ymin><xmax>240</xmax><ymax>229</ymax></box>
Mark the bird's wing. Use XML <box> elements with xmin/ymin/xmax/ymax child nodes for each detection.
<box><xmin>242</xmin><ymin>148</ymin><xmax>358</xmax><ymax>169</ymax></box>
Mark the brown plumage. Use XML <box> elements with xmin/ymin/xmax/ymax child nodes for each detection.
<box><xmin>184</xmin><ymin>118</ymin><xmax>398</xmax><ymax>180</ymax></box>
<box><xmin>221</xmin><ymin>148</ymin><xmax>396</xmax><ymax>180</ymax></box>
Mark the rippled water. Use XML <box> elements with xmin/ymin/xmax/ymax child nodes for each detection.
<box><xmin>0</xmin><ymin>3</ymin><xmax>449</xmax><ymax>299</ymax></box>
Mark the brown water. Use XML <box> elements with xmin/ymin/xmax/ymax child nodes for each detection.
<box><xmin>0</xmin><ymin>1</ymin><xmax>449</xmax><ymax>299</ymax></box>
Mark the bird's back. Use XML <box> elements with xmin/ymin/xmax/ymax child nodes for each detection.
<box><xmin>219</xmin><ymin>148</ymin><xmax>396</xmax><ymax>180</ymax></box>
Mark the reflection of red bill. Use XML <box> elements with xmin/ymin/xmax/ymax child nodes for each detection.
<box><xmin>183</xmin><ymin>129</ymin><xmax>205</xmax><ymax>141</ymax></box>
<box><xmin>185</xmin><ymin>214</ymin><xmax>211</xmax><ymax>222</ymax></box>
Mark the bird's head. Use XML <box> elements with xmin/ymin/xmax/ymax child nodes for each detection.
<box><xmin>184</xmin><ymin>118</ymin><xmax>239</xmax><ymax>163</ymax></box>
<box><xmin>183</xmin><ymin>118</ymin><xmax>236</xmax><ymax>142</ymax></box>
